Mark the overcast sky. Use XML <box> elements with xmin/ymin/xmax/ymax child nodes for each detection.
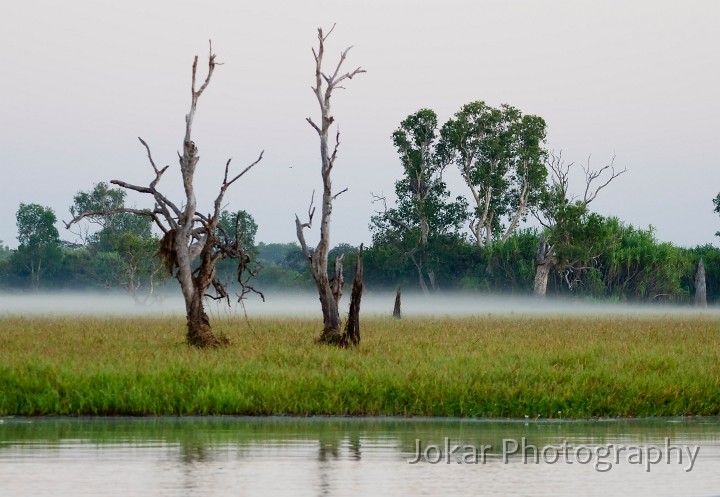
<box><xmin>1</xmin><ymin>0</ymin><xmax>718</xmax><ymax>249</ymax></box>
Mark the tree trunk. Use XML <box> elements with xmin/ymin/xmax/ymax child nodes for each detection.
<box><xmin>533</xmin><ymin>236</ymin><xmax>554</xmax><ymax>297</ymax></box>
<box><xmin>409</xmin><ymin>253</ymin><xmax>430</xmax><ymax>296</ymax></box>
<box><xmin>343</xmin><ymin>244</ymin><xmax>364</xmax><ymax>347</ymax></box>
<box><xmin>185</xmin><ymin>292</ymin><xmax>225</xmax><ymax>348</ymax></box>
<box><xmin>172</xmin><ymin>227</ymin><xmax>227</xmax><ymax>348</ymax></box>
<box><xmin>695</xmin><ymin>258</ymin><xmax>707</xmax><ymax>308</ymax></box>
<box><xmin>393</xmin><ymin>287</ymin><xmax>401</xmax><ymax>319</ymax></box>
<box><xmin>428</xmin><ymin>270</ymin><xmax>438</xmax><ymax>292</ymax></box>
<box><xmin>417</xmin><ymin>269</ymin><xmax>429</xmax><ymax>296</ymax></box>
<box><xmin>317</xmin><ymin>273</ymin><xmax>343</xmax><ymax>344</ymax></box>
<box><xmin>296</xmin><ymin>27</ymin><xmax>364</xmax><ymax>346</ymax></box>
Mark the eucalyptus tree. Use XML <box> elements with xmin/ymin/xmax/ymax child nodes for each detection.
<box><xmin>66</xmin><ymin>46</ymin><xmax>263</xmax><ymax>347</ymax></box>
<box><xmin>439</xmin><ymin>101</ymin><xmax>547</xmax><ymax>248</ymax></box>
<box><xmin>295</xmin><ymin>26</ymin><xmax>365</xmax><ymax>345</ymax></box>
<box><xmin>370</xmin><ymin>109</ymin><xmax>467</xmax><ymax>294</ymax></box>
<box><xmin>14</xmin><ymin>203</ymin><xmax>62</xmax><ymax>290</ymax></box>
<box><xmin>68</xmin><ymin>182</ymin><xmax>167</xmax><ymax>302</ymax></box>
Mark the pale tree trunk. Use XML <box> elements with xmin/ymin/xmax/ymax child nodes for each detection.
<box><xmin>428</xmin><ymin>270</ymin><xmax>438</xmax><ymax>292</ymax></box>
<box><xmin>695</xmin><ymin>258</ymin><xmax>707</xmax><ymax>308</ymax></box>
<box><xmin>501</xmin><ymin>164</ymin><xmax>530</xmax><ymax>243</ymax></box>
<box><xmin>295</xmin><ymin>26</ymin><xmax>365</xmax><ymax>345</ymax></box>
<box><xmin>533</xmin><ymin>236</ymin><xmax>554</xmax><ymax>297</ymax></box>
<box><xmin>30</xmin><ymin>258</ymin><xmax>42</xmax><ymax>291</ymax></box>
<box><xmin>409</xmin><ymin>253</ymin><xmax>430</xmax><ymax>297</ymax></box>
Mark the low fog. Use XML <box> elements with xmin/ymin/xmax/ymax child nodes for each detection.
<box><xmin>0</xmin><ymin>291</ymin><xmax>717</xmax><ymax>319</ymax></box>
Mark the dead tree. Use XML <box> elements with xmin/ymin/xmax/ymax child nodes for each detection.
<box><xmin>532</xmin><ymin>152</ymin><xmax>626</xmax><ymax>297</ymax></box>
<box><xmin>343</xmin><ymin>244</ymin><xmax>364</xmax><ymax>347</ymax></box>
<box><xmin>393</xmin><ymin>287</ymin><xmax>402</xmax><ymax>318</ymax></box>
<box><xmin>65</xmin><ymin>45</ymin><xmax>263</xmax><ymax>348</ymax></box>
<box><xmin>533</xmin><ymin>236</ymin><xmax>555</xmax><ymax>297</ymax></box>
<box><xmin>695</xmin><ymin>258</ymin><xmax>707</xmax><ymax>308</ymax></box>
<box><xmin>295</xmin><ymin>26</ymin><xmax>365</xmax><ymax>345</ymax></box>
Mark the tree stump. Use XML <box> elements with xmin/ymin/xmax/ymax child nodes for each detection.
<box><xmin>343</xmin><ymin>244</ymin><xmax>364</xmax><ymax>347</ymax></box>
<box><xmin>393</xmin><ymin>288</ymin><xmax>401</xmax><ymax>319</ymax></box>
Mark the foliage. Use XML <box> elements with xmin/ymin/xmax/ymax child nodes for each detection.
<box><xmin>68</xmin><ymin>183</ymin><xmax>167</xmax><ymax>301</ymax></box>
<box><xmin>684</xmin><ymin>244</ymin><xmax>720</xmax><ymax>304</ymax></box>
<box><xmin>602</xmin><ymin>224</ymin><xmax>692</xmax><ymax>301</ymax></box>
<box><xmin>440</xmin><ymin>101</ymin><xmax>547</xmax><ymax>246</ymax></box>
<box><xmin>372</xmin><ymin>109</ymin><xmax>468</xmax><ymax>245</ymax></box>
<box><xmin>370</xmin><ymin>109</ymin><xmax>467</xmax><ymax>293</ymax></box>
<box><xmin>254</xmin><ymin>243</ymin><xmax>314</xmax><ymax>290</ymax></box>
<box><xmin>0</xmin><ymin>240</ymin><xmax>12</xmax><ymax>261</ymax></box>
<box><xmin>217</xmin><ymin>210</ymin><xmax>258</xmax><ymax>256</ymax></box>
<box><xmin>12</xmin><ymin>203</ymin><xmax>62</xmax><ymax>289</ymax></box>
<box><xmin>483</xmin><ymin>229</ymin><xmax>539</xmax><ymax>292</ymax></box>
<box><xmin>538</xmin><ymin>207</ymin><xmax>695</xmax><ymax>301</ymax></box>
<box><xmin>214</xmin><ymin>210</ymin><xmax>261</xmax><ymax>289</ymax></box>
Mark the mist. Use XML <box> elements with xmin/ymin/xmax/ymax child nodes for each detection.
<box><xmin>1</xmin><ymin>291</ymin><xmax>717</xmax><ymax>319</ymax></box>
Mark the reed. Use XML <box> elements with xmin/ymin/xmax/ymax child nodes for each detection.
<box><xmin>1</xmin><ymin>314</ymin><xmax>718</xmax><ymax>417</ymax></box>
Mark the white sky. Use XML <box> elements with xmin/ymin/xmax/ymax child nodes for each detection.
<box><xmin>1</xmin><ymin>0</ymin><xmax>718</xmax><ymax>249</ymax></box>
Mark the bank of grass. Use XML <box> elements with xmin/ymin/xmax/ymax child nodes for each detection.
<box><xmin>0</xmin><ymin>314</ymin><xmax>719</xmax><ymax>418</ymax></box>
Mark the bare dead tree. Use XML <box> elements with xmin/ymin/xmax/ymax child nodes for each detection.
<box><xmin>65</xmin><ymin>44</ymin><xmax>263</xmax><ymax>347</ymax></box>
<box><xmin>582</xmin><ymin>155</ymin><xmax>626</xmax><ymax>205</ymax></box>
<box><xmin>295</xmin><ymin>26</ymin><xmax>366</xmax><ymax>344</ymax></box>
<box><xmin>532</xmin><ymin>151</ymin><xmax>626</xmax><ymax>297</ymax></box>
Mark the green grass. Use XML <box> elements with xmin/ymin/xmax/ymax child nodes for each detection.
<box><xmin>1</xmin><ymin>314</ymin><xmax>719</xmax><ymax>418</ymax></box>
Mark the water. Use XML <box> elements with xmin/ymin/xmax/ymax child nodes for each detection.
<box><xmin>1</xmin><ymin>417</ymin><xmax>720</xmax><ymax>497</ymax></box>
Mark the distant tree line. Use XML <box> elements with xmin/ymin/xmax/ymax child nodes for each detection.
<box><xmin>2</xmin><ymin>202</ymin><xmax>718</xmax><ymax>304</ymax></box>
<box><xmin>2</xmin><ymin>102</ymin><xmax>719</xmax><ymax>306</ymax></box>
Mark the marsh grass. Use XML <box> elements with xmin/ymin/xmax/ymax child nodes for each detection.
<box><xmin>1</xmin><ymin>314</ymin><xmax>719</xmax><ymax>417</ymax></box>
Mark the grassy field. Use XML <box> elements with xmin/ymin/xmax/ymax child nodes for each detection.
<box><xmin>1</xmin><ymin>314</ymin><xmax>719</xmax><ymax>418</ymax></box>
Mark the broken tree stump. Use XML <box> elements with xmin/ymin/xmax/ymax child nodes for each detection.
<box><xmin>393</xmin><ymin>288</ymin><xmax>401</xmax><ymax>319</ymax></box>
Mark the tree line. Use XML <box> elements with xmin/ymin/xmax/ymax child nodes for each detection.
<box><xmin>2</xmin><ymin>197</ymin><xmax>719</xmax><ymax>305</ymax></box>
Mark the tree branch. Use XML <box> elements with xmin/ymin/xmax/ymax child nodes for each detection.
<box><xmin>582</xmin><ymin>155</ymin><xmax>627</xmax><ymax>205</ymax></box>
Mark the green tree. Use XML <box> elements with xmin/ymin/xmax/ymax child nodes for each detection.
<box><xmin>252</xmin><ymin>242</ymin><xmax>314</xmax><ymax>290</ymax></box>
<box><xmin>69</xmin><ymin>182</ymin><xmax>125</xmax><ymax>240</ymax></box>
<box><xmin>0</xmin><ymin>240</ymin><xmax>14</xmax><ymax>289</ymax></box>
<box><xmin>14</xmin><ymin>203</ymin><xmax>62</xmax><ymax>290</ymax></box>
<box><xmin>214</xmin><ymin>210</ymin><xmax>262</xmax><ymax>293</ymax></box>
<box><xmin>484</xmin><ymin>229</ymin><xmax>539</xmax><ymax>292</ymax></box>
<box><xmin>440</xmin><ymin>101</ymin><xmax>547</xmax><ymax>248</ymax></box>
<box><xmin>0</xmin><ymin>241</ymin><xmax>11</xmax><ymax>261</ymax></box>
<box><xmin>371</xmin><ymin>109</ymin><xmax>467</xmax><ymax>294</ymax></box>
<box><xmin>532</xmin><ymin>152</ymin><xmax>626</xmax><ymax>296</ymax></box>
<box><xmin>217</xmin><ymin>210</ymin><xmax>257</xmax><ymax>256</ymax></box>
<box><xmin>69</xmin><ymin>182</ymin><xmax>166</xmax><ymax>302</ymax></box>
<box><xmin>602</xmin><ymin>224</ymin><xmax>692</xmax><ymax>301</ymax></box>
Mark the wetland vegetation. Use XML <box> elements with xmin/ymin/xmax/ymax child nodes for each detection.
<box><xmin>2</xmin><ymin>314</ymin><xmax>719</xmax><ymax>418</ymax></box>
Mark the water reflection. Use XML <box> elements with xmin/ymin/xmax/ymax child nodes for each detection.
<box><xmin>1</xmin><ymin>417</ymin><xmax>720</xmax><ymax>497</ymax></box>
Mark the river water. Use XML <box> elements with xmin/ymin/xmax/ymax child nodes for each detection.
<box><xmin>1</xmin><ymin>417</ymin><xmax>719</xmax><ymax>496</ymax></box>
